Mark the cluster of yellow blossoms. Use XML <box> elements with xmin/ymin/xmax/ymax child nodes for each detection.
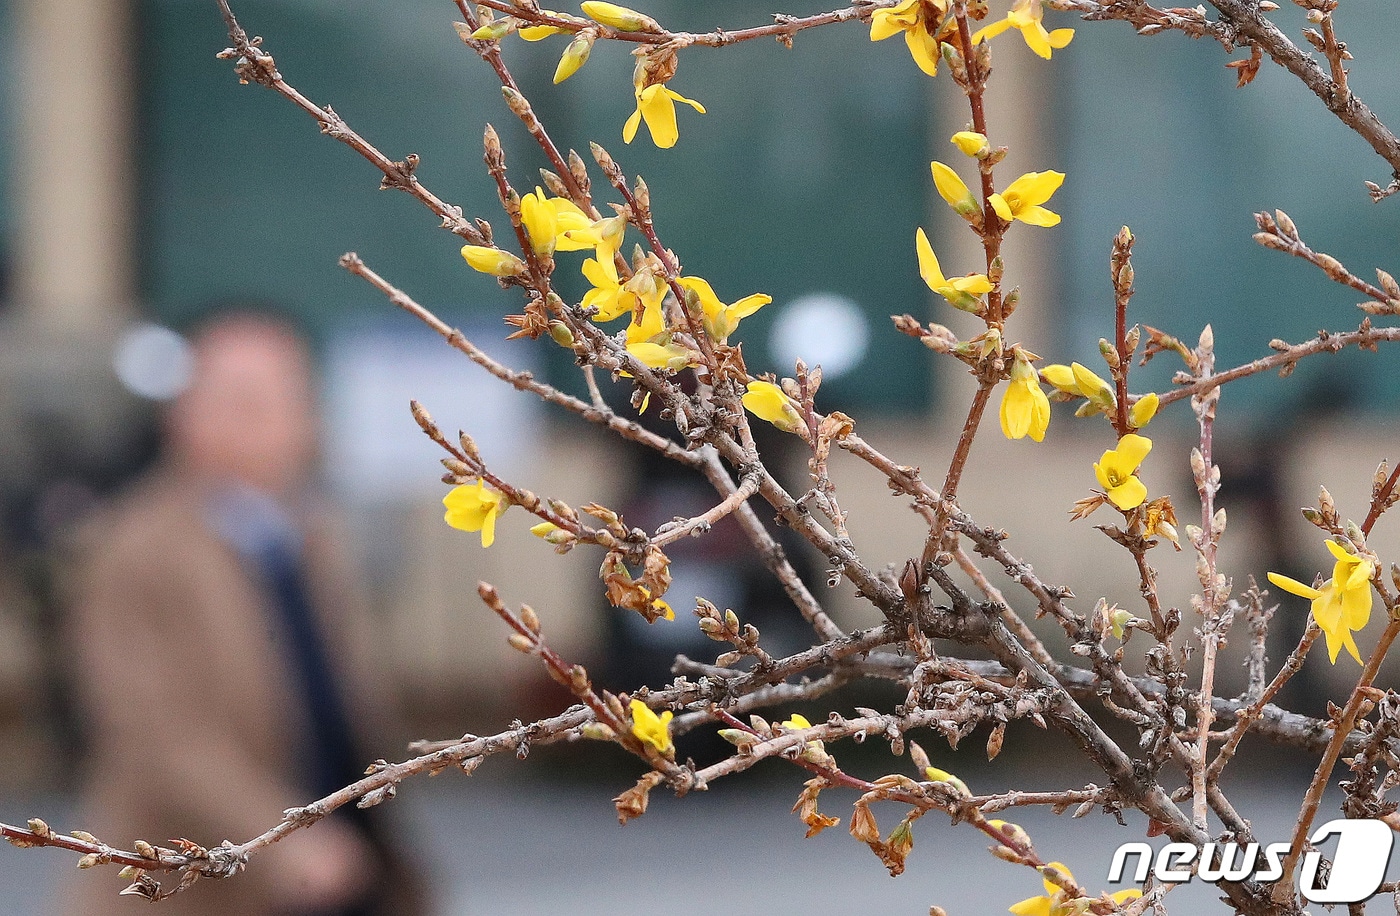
<box><xmin>871</xmin><ymin>0</ymin><xmax>1074</xmax><ymax>75</ymax></box>
<box><xmin>471</xmin><ymin>2</ymin><xmax>705</xmax><ymax>148</ymax></box>
<box><xmin>454</xmin><ymin>171</ymin><xmax>776</xmax><ymax>540</ymax></box>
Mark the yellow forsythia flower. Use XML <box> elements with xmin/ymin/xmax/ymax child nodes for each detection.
<box><xmin>461</xmin><ymin>245</ymin><xmax>526</xmax><ymax>277</ymax></box>
<box><xmin>869</xmin><ymin>0</ymin><xmax>948</xmax><ymax>77</ymax></box>
<box><xmin>443</xmin><ymin>479</ymin><xmax>507</xmax><ymax>547</ymax></box>
<box><xmin>1093</xmin><ymin>433</ymin><xmax>1152</xmax><ymax>510</ymax></box>
<box><xmin>1000</xmin><ymin>356</ymin><xmax>1051</xmax><ymax>442</ymax></box>
<box><xmin>581</xmin><ymin>1</ymin><xmax>658</xmax><ymax>31</ymax></box>
<box><xmin>1269</xmin><ymin>540</ymin><xmax>1375</xmax><ymax>665</ymax></box>
<box><xmin>951</xmin><ymin>130</ymin><xmax>989</xmax><ymax>157</ymax></box>
<box><xmin>520</xmin><ymin>187</ymin><xmax>593</xmax><ymax>257</ymax></box>
<box><xmin>1009</xmin><ymin>862</ymin><xmax>1139</xmax><ymax>916</ymax></box>
<box><xmin>916</xmin><ymin>227</ymin><xmax>991</xmax><ymax>313</ymax></box>
<box><xmin>990</xmin><ymin>171</ymin><xmax>1065</xmax><ymax>227</ymax></box>
<box><xmin>580</xmin><ymin>254</ymin><xmax>631</xmax><ymax>321</ymax></box>
<box><xmin>623</xmin><ymin>83</ymin><xmax>706</xmax><ymax>149</ymax></box>
<box><xmin>580</xmin><ymin>255</ymin><xmax>665</xmax><ymax>322</ymax></box>
<box><xmin>677</xmin><ymin>276</ymin><xmax>770</xmax><ymax>340</ymax></box>
<box><xmin>629</xmin><ymin>698</ymin><xmax>674</xmax><ymax>754</ymax></box>
<box><xmin>974</xmin><ymin>0</ymin><xmax>1074</xmax><ymax>59</ymax></box>
<box><xmin>621</xmin><ymin>286</ymin><xmax>694</xmax><ymax>370</ymax></box>
<box><xmin>931</xmin><ymin>161</ymin><xmax>981</xmax><ymax>217</ymax></box>
<box><xmin>742</xmin><ymin>380</ymin><xmax>804</xmax><ymax>433</ymax></box>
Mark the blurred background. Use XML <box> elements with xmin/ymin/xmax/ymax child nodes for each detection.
<box><xmin>2</xmin><ymin>0</ymin><xmax>1400</xmax><ymax>912</ymax></box>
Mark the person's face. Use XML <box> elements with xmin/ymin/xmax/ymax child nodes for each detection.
<box><xmin>169</xmin><ymin>323</ymin><xmax>317</xmax><ymax>495</ymax></box>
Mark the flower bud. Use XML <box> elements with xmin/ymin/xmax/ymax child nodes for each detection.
<box><xmin>1002</xmin><ymin>287</ymin><xmax>1020</xmax><ymax>318</ymax></box>
<box><xmin>1129</xmin><ymin>392</ymin><xmax>1159</xmax><ymax>428</ymax></box>
<box><xmin>548</xmin><ymin>320</ymin><xmax>576</xmax><ymax>348</ymax></box>
<box><xmin>1071</xmin><ymin>362</ymin><xmax>1115</xmax><ymax>410</ymax></box>
<box><xmin>931</xmin><ymin>161</ymin><xmax>981</xmax><ymax>219</ymax></box>
<box><xmin>951</xmin><ymin>130</ymin><xmax>989</xmax><ymax>157</ymax></box>
<box><xmin>554</xmin><ymin>31</ymin><xmax>595</xmax><ymax>83</ymax></box>
<box><xmin>581</xmin><ymin>722</ymin><xmax>616</xmax><ymax>741</ymax></box>
<box><xmin>580</xmin><ymin>1</ymin><xmax>660</xmax><ymax>32</ymax></box>
<box><xmin>1098</xmin><ymin>337</ymin><xmax>1120</xmax><ymax>369</ymax></box>
<box><xmin>470</xmin><ymin>17</ymin><xmax>519</xmax><ymax>40</ymax></box>
<box><xmin>924</xmin><ymin>766</ymin><xmax>969</xmax><ymax>794</ymax></box>
<box><xmin>742</xmin><ymin>380</ymin><xmax>804</xmax><ymax>434</ymax></box>
<box><xmin>461</xmin><ymin>245</ymin><xmax>526</xmax><ymax>276</ymax></box>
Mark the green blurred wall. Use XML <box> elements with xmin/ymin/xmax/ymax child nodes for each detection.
<box><xmin>1057</xmin><ymin>15</ymin><xmax>1400</xmax><ymax>420</ymax></box>
<box><xmin>137</xmin><ymin>0</ymin><xmax>933</xmax><ymax>412</ymax></box>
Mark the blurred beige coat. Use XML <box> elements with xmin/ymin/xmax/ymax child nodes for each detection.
<box><xmin>57</xmin><ymin>468</ymin><xmax>415</xmax><ymax>916</ymax></box>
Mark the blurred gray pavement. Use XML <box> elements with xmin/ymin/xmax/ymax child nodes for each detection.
<box><xmin>7</xmin><ymin>766</ymin><xmax>1393</xmax><ymax>915</ymax></box>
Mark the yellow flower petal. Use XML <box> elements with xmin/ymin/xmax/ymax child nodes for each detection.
<box><xmin>1266</xmin><ymin>572</ymin><xmax>1321</xmax><ymax>601</ymax></box>
<box><xmin>931</xmin><ymin>161</ymin><xmax>979</xmax><ymax>215</ymax></box>
<box><xmin>627</xmin><ymin>340</ymin><xmax>692</xmax><ymax>371</ymax></box>
<box><xmin>1021</xmin><ymin>20</ymin><xmax>1052</xmax><ymax>57</ymax></box>
<box><xmin>1017</xmin><ymin>205</ymin><xmax>1061</xmax><ymax>227</ymax></box>
<box><xmin>1000</xmin><ymin>374</ymin><xmax>1050</xmax><ymax>442</ymax></box>
<box><xmin>904</xmin><ymin>23</ymin><xmax>942</xmax><ymax>77</ymax></box>
<box><xmin>916</xmin><ymin>227</ymin><xmax>949</xmax><ymax>290</ymax></box>
<box><xmin>622</xmin><ymin>107</ymin><xmax>643</xmax><ymax>144</ymax></box>
<box><xmin>1070</xmin><ymin>362</ymin><xmax>1114</xmax><ymax>405</ymax></box>
<box><xmin>520</xmin><ymin>187</ymin><xmax>558</xmax><ymax>257</ymax></box>
<box><xmin>639</xmin><ymin>85</ymin><xmax>679</xmax><ymax>148</ymax></box>
<box><xmin>1101</xmin><ymin>477</ymin><xmax>1146</xmax><ymax>510</ymax></box>
<box><xmin>1040</xmin><ymin>363</ymin><xmax>1079</xmax><ymax>393</ymax></box>
<box><xmin>1007</xmin><ymin>897</ymin><xmax>1051</xmax><ymax>916</ymax></box>
<box><xmin>989</xmin><ymin>192</ymin><xmax>1013</xmax><ymax>222</ymax></box>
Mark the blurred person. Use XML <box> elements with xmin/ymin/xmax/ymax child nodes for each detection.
<box><xmin>56</xmin><ymin>313</ymin><xmax>427</xmax><ymax>916</ymax></box>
